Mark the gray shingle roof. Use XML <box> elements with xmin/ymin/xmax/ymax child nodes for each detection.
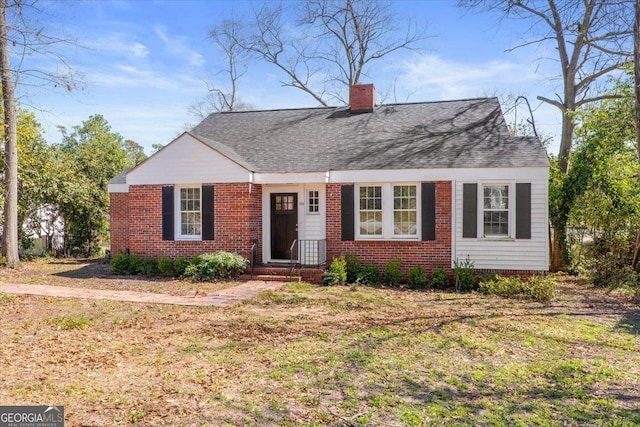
<box><xmin>187</xmin><ymin>97</ymin><xmax>548</xmax><ymax>173</ymax></box>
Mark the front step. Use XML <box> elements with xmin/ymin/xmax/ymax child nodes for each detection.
<box><xmin>240</xmin><ymin>274</ymin><xmax>301</xmax><ymax>282</ymax></box>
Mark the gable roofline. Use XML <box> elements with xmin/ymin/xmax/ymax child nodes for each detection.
<box><xmin>108</xmin><ymin>132</ymin><xmax>253</xmax><ymax>186</ymax></box>
<box><xmin>186</xmin><ymin>132</ymin><xmax>256</xmax><ymax>171</ymax></box>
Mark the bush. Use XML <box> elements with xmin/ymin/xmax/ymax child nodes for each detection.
<box><xmin>183</xmin><ymin>251</ymin><xmax>249</xmax><ymax>282</ymax></box>
<box><xmin>157</xmin><ymin>257</ymin><xmax>175</xmax><ymax>277</ymax></box>
<box><xmin>478</xmin><ymin>275</ymin><xmax>524</xmax><ymax>297</ymax></box>
<box><xmin>383</xmin><ymin>259</ymin><xmax>403</xmax><ymax>286</ymax></box>
<box><xmin>524</xmin><ymin>275</ymin><xmax>558</xmax><ymax>303</ymax></box>
<box><xmin>175</xmin><ymin>257</ymin><xmax>191</xmax><ymax>277</ymax></box>
<box><xmin>408</xmin><ymin>266</ymin><xmax>427</xmax><ymax>289</ymax></box>
<box><xmin>479</xmin><ymin>275</ymin><xmax>557</xmax><ymax>303</ymax></box>
<box><xmin>454</xmin><ymin>256</ymin><xmax>477</xmax><ymax>292</ymax></box>
<box><xmin>343</xmin><ymin>253</ymin><xmax>360</xmax><ymax>284</ymax></box>
<box><xmin>429</xmin><ymin>267</ymin><xmax>449</xmax><ymax>290</ymax></box>
<box><xmin>140</xmin><ymin>258</ymin><xmax>159</xmax><ymax>276</ymax></box>
<box><xmin>111</xmin><ymin>253</ymin><xmax>132</xmax><ymax>275</ymax></box>
<box><xmin>357</xmin><ymin>264</ymin><xmax>380</xmax><ymax>286</ymax></box>
<box><xmin>323</xmin><ymin>255</ymin><xmax>347</xmax><ymax>285</ymax></box>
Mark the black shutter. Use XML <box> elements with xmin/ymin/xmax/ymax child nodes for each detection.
<box><xmin>516</xmin><ymin>183</ymin><xmax>531</xmax><ymax>239</ymax></box>
<box><xmin>341</xmin><ymin>184</ymin><xmax>355</xmax><ymax>241</ymax></box>
<box><xmin>202</xmin><ymin>185</ymin><xmax>215</xmax><ymax>240</ymax></box>
<box><xmin>421</xmin><ymin>182</ymin><xmax>436</xmax><ymax>241</ymax></box>
<box><xmin>462</xmin><ymin>183</ymin><xmax>477</xmax><ymax>238</ymax></box>
<box><xmin>162</xmin><ymin>186</ymin><xmax>174</xmax><ymax>241</ymax></box>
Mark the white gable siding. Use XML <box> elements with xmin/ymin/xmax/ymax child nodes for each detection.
<box><xmin>453</xmin><ymin>172</ymin><xmax>549</xmax><ymax>271</ymax></box>
<box><xmin>127</xmin><ymin>134</ymin><xmax>249</xmax><ymax>185</ymax></box>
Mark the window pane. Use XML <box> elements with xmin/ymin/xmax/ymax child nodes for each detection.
<box><xmin>484</xmin><ymin>185</ymin><xmax>508</xmax><ymax>209</ymax></box>
<box><xmin>360</xmin><ymin>211</ymin><xmax>382</xmax><ymax>235</ymax></box>
<box><xmin>359</xmin><ymin>186</ymin><xmax>383</xmax><ymax>236</ymax></box>
<box><xmin>393</xmin><ymin>185</ymin><xmax>417</xmax><ymax>235</ymax></box>
<box><xmin>180</xmin><ymin>187</ymin><xmax>201</xmax><ymax>236</ymax></box>
<box><xmin>483</xmin><ymin>210</ymin><xmax>508</xmax><ymax>236</ymax></box>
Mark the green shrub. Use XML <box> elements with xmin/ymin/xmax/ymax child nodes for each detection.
<box><xmin>157</xmin><ymin>257</ymin><xmax>175</xmax><ymax>277</ymax></box>
<box><xmin>110</xmin><ymin>253</ymin><xmax>145</xmax><ymax>275</ymax></box>
<box><xmin>343</xmin><ymin>253</ymin><xmax>361</xmax><ymax>284</ymax></box>
<box><xmin>111</xmin><ymin>253</ymin><xmax>131</xmax><ymax>275</ymax></box>
<box><xmin>479</xmin><ymin>275</ymin><xmax>557</xmax><ymax>303</ymax></box>
<box><xmin>408</xmin><ymin>266</ymin><xmax>427</xmax><ymax>289</ymax></box>
<box><xmin>478</xmin><ymin>275</ymin><xmax>524</xmax><ymax>297</ymax></box>
<box><xmin>357</xmin><ymin>264</ymin><xmax>380</xmax><ymax>286</ymax></box>
<box><xmin>175</xmin><ymin>257</ymin><xmax>191</xmax><ymax>277</ymax></box>
<box><xmin>429</xmin><ymin>267</ymin><xmax>450</xmax><ymax>289</ymax></box>
<box><xmin>140</xmin><ymin>258</ymin><xmax>159</xmax><ymax>276</ymax></box>
<box><xmin>524</xmin><ymin>275</ymin><xmax>558</xmax><ymax>303</ymax></box>
<box><xmin>383</xmin><ymin>259</ymin><xmax>403</xmax><ymax>286</ymax></box>
<box><xmin>183</xmin><ymin>251</ymin><xmax>249</xmax><ymax>282</ymax></box>
<box><xmin>454</xmin><ymin>256</ymin><xmax>477</xmax><ymax>292</ymax></box>
<box><xmin>322</xmin><ymin>255</ymin><xmax>347</xmax><ymax>285</ymax></box>
<box><xmin>128</xmin><ymin>254</ymin><xmax>145</xmax><ymax>275</ymax></box>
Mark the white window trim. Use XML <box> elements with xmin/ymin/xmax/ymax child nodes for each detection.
<box><xmin>175</xmin><ymin>184</ymin><xmax>202</xmax><ymax>241</ymax></box>
<box><xmin>355</xmin><ymin>183</ymin><xmax>421</xmax><ymax>241</ymax></box>
<box><xmin>479</xmin><ymin>181</ymin><xmax>515</xmax><ymax>240</ymax></box>
<box><xmin>307</xmin><ymin>190</ymin><xmax>320</xmax><ymax>215</ymax></box>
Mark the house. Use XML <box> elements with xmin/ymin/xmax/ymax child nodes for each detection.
<box><xmin>108</xmin><ymin>84</ymin><xmax>549</xmax><ymax>281</ymax></box>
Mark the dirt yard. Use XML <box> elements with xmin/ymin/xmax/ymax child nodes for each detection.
<box><xmin>1</xmin><ymin>260</ymin><xmax>639</xmax><ymax>426</ymax></box>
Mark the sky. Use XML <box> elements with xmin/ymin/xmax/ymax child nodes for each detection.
<box><xmin>12</xmin><ymin>0</ymin><xmax>565</xmax><ymax>155</ymax></box>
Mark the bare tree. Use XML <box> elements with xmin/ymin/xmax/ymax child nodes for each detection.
<box><xmin>464</xmin><ymin>0</ymin><xmax>633</xmax><ymax>172</ymax></box>
<box><xmin>632</xmin><ymin>0</ymin><xmax>640</xmax><ymax>270</ymax></box>
<box><xmin>0</xmin><ymin>1</ymin><xmax>18</xmax><ymax>267</ymax></box>
<box><xmin>228</xmin><ymin>0</ymin><xmax>425</xmax><ymax>106</ymax></box>
<box><xmin>189</xmin><ymin>19</ymin><xmax>253</xmax><ymax>118</ymax></box>
<box><xmin>463</xmin><ymin>0</ymin><xmax>633</xmax><ymax>271</ymax></box>
<box><xmin>0</xmin><ymin>0</ymin><xmax>79</xmax><ymax>267</ymax></box>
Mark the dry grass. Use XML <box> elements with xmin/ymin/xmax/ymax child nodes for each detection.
<box><xmin>0</xmin><ymin>258</ymin><xmax>239</xmax><ymax>296</ymax></box>
<box><xmin>1</xmin><ymin>260</ymin><xmax>640</xmax><ymax>426</ymax></box>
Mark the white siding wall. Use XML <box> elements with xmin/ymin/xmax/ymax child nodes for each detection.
<box><xmin>453</xmin><ymin>175</ymin><xmax>549</xmax><ymax>271</ymax></box>
<box><xmin>127</xmin><ymin>134</ymin><xmax>249</xmax><ymax>185</ymax></box>
<box><xmin>300</xmin><ymin>185</ymin><xmax>326</xmax><ymax>265</ymax></box>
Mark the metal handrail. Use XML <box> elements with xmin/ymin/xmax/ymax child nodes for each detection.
<box><xmin>289</xmin><ymin>239</ymin><xmax>298</xmax><ymax>280</ymax></box>
<box><xmin>250</xmin><ymin>242</ymin><xmax>257</xmax><ymax>279</ymax></box>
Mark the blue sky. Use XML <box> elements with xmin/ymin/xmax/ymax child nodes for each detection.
<box><xmin>15</xmin><ymin>0</ymin><xmax>562</xmax><ymax>155</ymax></box>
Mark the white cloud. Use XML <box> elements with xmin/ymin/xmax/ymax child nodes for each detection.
<box><xmin>397</xmin><ymin>54</ymin><xmax>539</xmax><ymax>101</ymax></box>
<box><xmin>85</xmin><ymin>34</ymin><xmax>149</xmax><ymax>59</ymax></box>
<box><xmin>154</xmin><ymin>25</ymin><xmax>205</xmax><ymax>68</ymax></box>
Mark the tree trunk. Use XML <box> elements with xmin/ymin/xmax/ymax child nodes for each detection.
<box><xmin>550</xmin><ymin>223</ymin><xmax>567</xmax><ymax>272</ymax></box>
<box><xmin>632</xmin><ymin>0</ymin><xmax>640</xmax><ymax>271</ymax></box>
<box><xmin>0</xmin><ymin>1</ymin><xmax>20</xmax><ymax>268</ymax></box>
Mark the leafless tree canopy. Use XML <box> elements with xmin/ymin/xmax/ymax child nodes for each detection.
<box><xmin>462</xmin><ymin>0</ymin><xmax>633</xmax><ymax>172</ymax></box>
<box><xmin>204</xmin><ymin>0</ymin><xmax>426</xmax><ymax>109</ymax></box>
<box><xmin>4</xmin><ymin>0</ymin><xmax>81</xmax><ymax>96</ymax></box>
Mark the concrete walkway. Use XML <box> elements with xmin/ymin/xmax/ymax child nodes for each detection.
<box><xmin>0</xmin><ymin>280</ymin><xmax>283</xmax><ymax>307</ymax></box>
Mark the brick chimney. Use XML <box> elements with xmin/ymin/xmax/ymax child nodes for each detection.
<box><xmin>349</xmin><ymin>83</ymin><xmax>375</xmax><ymax>113</ymax></box>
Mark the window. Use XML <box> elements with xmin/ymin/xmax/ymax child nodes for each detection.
<box><xmin>275</xmin><ymin>194</ymin><xmax>295</xmax><ymax>211</ymax></box>
<box><xmin>178</xmin><ymin>187</ymin><xmax>201</xmax><ymax>238</ymax></box>
<box><xmin>483</xmin><ymin>184</ymin><xmax>509</xmax><ymax>237</ymax></box>
<box><xmin>359</xmin><ymin>186</ymin><xmax>382</xmax><ymax>235</ymax></box>
<box><xmin>393</xmin><ymin>185</ymin><xmax>417</xmax><ymax>236</ymax></box>
<box><xmin>356</xmin><ymin>184</ymin><xmax>419</xmax><ymax>239</ymax></box>
<box><xmin>308</xmin><ymin>190</ymin><xmax>319</xmax><ymax>213</ymax></box>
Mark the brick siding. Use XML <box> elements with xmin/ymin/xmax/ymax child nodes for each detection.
<box><xmin>110</xmin><ymin>183</ymin><xmax>262</xmax><ymax>261</ymax></box>
<box><xmin>109</xmin><ymin>192</ymin><xmax>130</xmax><ymax>255</ymax></box>
<box><xmin>325</xmin><ymin>181</ymin><xmax>452</xmax><ymax>275</ymax></box>
<box><xmin>111</xmin><ymin>181</ymin><xmax>453</xmax><ymax>277</ymax></box>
